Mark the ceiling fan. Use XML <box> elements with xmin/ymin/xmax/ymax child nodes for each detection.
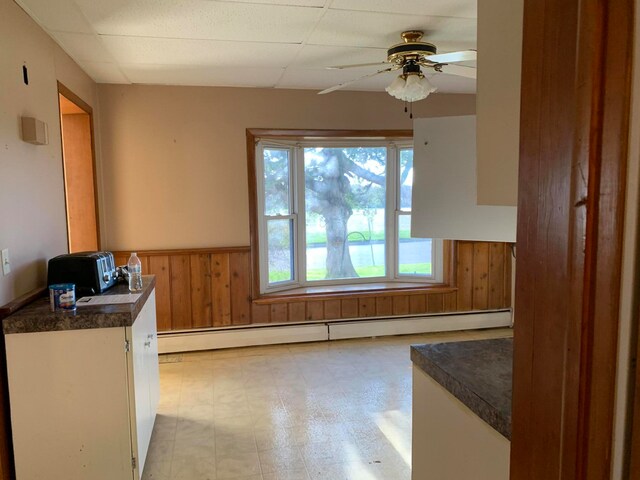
<box><xmin>318</xmin><ymin>31</ymin><xmax>477</xmax><ymax>104</ymax></box>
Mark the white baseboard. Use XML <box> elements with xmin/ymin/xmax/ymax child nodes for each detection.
<box><xmin>158</xmin><ymin>324</ymin><xmax>328</xmax><ymax>354</ymax></box>
<box><xmin>328</xmin><ymin>310</ymin><xmax>512</xmax><ymax>340</ymax></box>
<box><xmin>157</xmin><ymin>310</ymin><xmax>511</xmax><ymax>353</ymax></box>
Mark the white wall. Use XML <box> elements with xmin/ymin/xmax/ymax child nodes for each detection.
<box><xmin>411</xmin><ymin>115</ymin><xmax>517</xmax><ymax>242</ymax></box>
<box><xmin>0</xmin><ymin>0</ymin><xmax>97</xmax><ymax>305</ymax></box>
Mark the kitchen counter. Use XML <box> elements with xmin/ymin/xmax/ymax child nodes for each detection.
<box><xmin>411</xmin><ymin>337</ymin><xmax>513</xmax><ymax>439</ymax></box>
<box><xmin>410</xmin><ymin>337</ymin><xmax>513</xmax><ymax>480</ymax></box>
<box><xmin>2</xmin><ymin>275</ymin><xmax>156</xmax><ymax>334</ymax></box>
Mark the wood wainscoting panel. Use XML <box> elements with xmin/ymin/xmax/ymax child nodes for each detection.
<box><xmin>190</xmin><ymin>254</ymin><xmax>212</xmax><ymax>328</ymax></box>
<box><xmin>113</xmin><ymin>241</ymin><xmax>511</xmax><ymax>332</ymax></box>
<box><xmin>211</xmin><ymin>253</ymin><xmax>232</xmax><ymax>327</ymax></box>
<box><xmin>170</xmin><ymin>255</ymin><xmax>192</xmax><ymax>330</ymax></box>
<box><xmin>229</xmin><ymin>252</ymin><xmax>251</xmax><ymax>325</ymax></box>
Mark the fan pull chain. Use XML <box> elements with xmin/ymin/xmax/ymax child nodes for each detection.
<box><xmin>410</xmin><ymin>102</ymin><xmax>413</xmax><ymax>119</ymax></box>
<box><xmin>404</xmin><ymin>101</ymin><xmax>407</xmax><ymax>113</ymax></box>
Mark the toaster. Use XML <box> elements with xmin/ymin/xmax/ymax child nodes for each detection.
<box><xmin>47</xmin><ymin>251</ymin><xmax>118</xmax><ymax>295</ymax></box>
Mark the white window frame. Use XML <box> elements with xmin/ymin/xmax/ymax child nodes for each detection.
<box><xmin>256</xmin><ymin>138</ymin><xmax>443</xmax><ymax>294</ymax></box>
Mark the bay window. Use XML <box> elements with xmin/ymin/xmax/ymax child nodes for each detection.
<box><xmin>254</xmin><ymin>136</ymin><xmax>442</xmax><ymax>294</ymax></box>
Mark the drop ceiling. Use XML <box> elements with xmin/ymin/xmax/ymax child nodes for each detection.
<box><xmin>16</xmin><ymin>0</ymin><xmax>477</xmax><ymax>93</ymax></box>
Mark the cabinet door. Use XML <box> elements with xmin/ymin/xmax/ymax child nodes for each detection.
<box><xmin>146</xmin><ymin>291</ymin><xmax>160</xmax><ymax>418</ymax></box>
<box><xmin>129</xmin><ymin>293</ymin><xmax>156</xmax><ymax>476</ymax></box>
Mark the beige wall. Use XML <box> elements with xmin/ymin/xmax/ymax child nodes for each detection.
<box><xmin>0</xmin><ymin>0</ymin><xmax>97</xmax><ymax>305</ymax></box>
<box><xmin>476</xmin><ymin>0</ymin><xmax>523</xmax><ymax>206</ymax></box>
<box><xmin>97</xmin><ymin>85</ymin><xmax>475</xmax><ymax>250</ymax></box>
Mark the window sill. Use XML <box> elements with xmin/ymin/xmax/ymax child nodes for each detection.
<box><xmin>254</xmin><ymin>282</ymin><xmax>456</xmax><ymax>304</ymax></box>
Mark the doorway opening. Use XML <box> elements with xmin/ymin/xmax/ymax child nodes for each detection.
<box><xmin>57</xmin><ymin>83</ymin><xmax>99</xmax><ymax>253</ymax></box>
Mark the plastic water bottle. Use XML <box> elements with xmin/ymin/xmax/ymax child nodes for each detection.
<box><xmin>128</xmin><ymin>252</ymin><xmax>143</xmax><ymax>292</ymax></box>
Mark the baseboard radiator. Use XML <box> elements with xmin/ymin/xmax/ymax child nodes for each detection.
<box><xmin>157</xmin><ymin>310</ymin><xmax>512</xmax><ymax>354</ymax></box>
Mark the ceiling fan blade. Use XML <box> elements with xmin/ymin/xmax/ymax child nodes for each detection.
<box><xmin>436</xmin><ymin>64</ymin><xmax>477</xmax><ymax>79</ymax></box>
<box><xmin>327</xmin><ymin>62</ymin><xmax>389</xmax><ymax>70</ymax></box>
<box><xmin>427</xmin><ymin>50</ymin><xmax>477</xmax><ymax>64</ymax></box>
<box><xmin>318</xmin><ymin>67</ymin><xmax>396</xmax><ymax>95</ymax></box>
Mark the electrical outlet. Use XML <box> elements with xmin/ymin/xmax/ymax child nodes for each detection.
<box><xmin>1</xmin><ymin>249</ymin><xmax>10</xmax><ymax>275</ymax></box>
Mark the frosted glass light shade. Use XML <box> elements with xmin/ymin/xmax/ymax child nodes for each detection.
<box><xmin>385</xmin><ymin>74</ymin><xmax>437</xmax><ymax>102</ymax></box>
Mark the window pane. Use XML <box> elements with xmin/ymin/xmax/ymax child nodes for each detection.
<box><xmin>267</xmin><ymin>219</ymin><xmax>294</xmax><ymax>284</ymax></box>
<box><xmin>399</xmin><ymin>148</ymin><xmax>414</xmax><ymax>211</ymax></box>
<box><xmin>304</xmin><ymin>147</ymin><xmax>386</xmax><ymax>281</ymax></box>
<box><xmin>398</xmin><ymin>214</ymin><xmax>432</xmax><ymax>276</ymax></box>
<box><xmin>263</xmin><ymin>148</ymin><xmax>290</xmax><ymax>216</ymax></box>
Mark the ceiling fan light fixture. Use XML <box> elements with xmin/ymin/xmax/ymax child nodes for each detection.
<box><xmin>385</xmin><ymin>75</ymin><xmax>407</xmax><ymax>99</ymax></box>
<box><xmin>386</xmin><ymin>73</ymin><xmax>437</xmax><ymax>103</ymax></box>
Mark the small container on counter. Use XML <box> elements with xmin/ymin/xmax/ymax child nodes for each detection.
<box><xmin>49</xmin><ymin>284</ymin><xmax>76</xmax><ymax>312</ymax></box>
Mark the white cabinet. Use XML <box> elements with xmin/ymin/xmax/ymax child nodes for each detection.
<box><xmin>5</xmin><ymin>289</ymin><xmax>159</xmax><ymax>480</ymax></box>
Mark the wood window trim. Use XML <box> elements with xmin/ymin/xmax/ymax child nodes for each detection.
<box><xmin>246</xmin><ymin>128</ymin><xmax>454</xmax><ymax>301</ymax></box>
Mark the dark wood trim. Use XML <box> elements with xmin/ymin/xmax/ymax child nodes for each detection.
<box><xmin>254</xmin><ymin>285</ymin><xmax>457</xmax><ymax>305</ymax></box>
<box><xmin>511</xmin><ymin>0</ymin><xmax>633</xmax><ymax>478</ymax></box>
<box><xmin>57</xmin><ymin>82</ymin><xmax>93</xmax><ymax>115</ymax></box>
<box><xmin>0</xmin><ymin>287</ymin><xmax>47</xmax><ymax>320</ymax></box>
<box><xmin>247</xmin><ymin>129</ymin><xmax>261</xmax><ymax>299</ymax></box>
<box><xmin>57</xmin><ymin>82</ymin><xmax>101</xmax><ymax>251</ymax></box>
<box><xmin>246</xmin><ymin>129</ymin><xmax>413</xmax><ymax>139</ymax></box>
<box><xmin>112</xmin><ymin>246</ymin><xmax>250</xmax><ymax>257</ymax></box>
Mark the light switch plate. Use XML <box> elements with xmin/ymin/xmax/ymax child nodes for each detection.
<box><xmin>1</xmin><ymin>249</ymin><xmax>10</xmax><ymax>275</ymax></box>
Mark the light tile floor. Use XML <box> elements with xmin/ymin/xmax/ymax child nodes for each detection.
<box><xmin>143</xmin><ymin>328</ymin><xmax>513</xmax><ymax>480</ymax></box>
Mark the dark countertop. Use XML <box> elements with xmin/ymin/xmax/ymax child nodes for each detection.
<box><xmin>411</xmin><ymin>338</ymin><xmax>513</xmax><ymax>440</ymax></box>
<box><xmin>2</xmin><ymin>276</ymin><xmax>156</xmax><ymax>334</ymax></box>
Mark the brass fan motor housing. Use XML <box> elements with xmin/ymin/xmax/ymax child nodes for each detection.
<box><xmin>387</xmin><ymin>31</ymin><xmax>437</xmax><ymax>65</ymax></box>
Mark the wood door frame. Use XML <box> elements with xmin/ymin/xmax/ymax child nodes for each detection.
<box><xmin>57</xmin><ymin>81</ymin><xmax>101</xmax><ymax>251</ymax></box>
<box><xmin>511</xmin><ymin>0</ymin><xmax>633</xmax><ymax>478</ymax></box>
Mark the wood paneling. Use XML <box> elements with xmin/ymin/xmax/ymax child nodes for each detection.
<box><xmin>341</xmin><ymin>299</ymin><xmax>359</xmax><ymax>319</ymax></box>
<box><xmin>190</xmin><ymin>254</ymin><xmax>212</xmax><ymax>328</ymax></box>
<box><xmin>148</xmin><ymin>256</ymin><xmax>171</xmax><ymax>331</ymax></box>
<box><xmin>288</xmin><ymin>302</ymin><xmax>306</xmax><ymax>322</ymax></box>
<box><xmin>456</xmin><ymin>242</ymin><xmax>474</xmax><ymax>311</ymax></box>
<box><xmin>359</xmin><ymin>298</ymin><xmax>376</xmax><ymax>317</ymax></box>
<box><xmin>229</xmin><ymin>252</ymin><xmax>251</xmax><ymax>325</ymax></box>
<box><xmin>113</xmin><ymin>241</ymin><xmax>511</xmax><ymax>331</ymax></box>
<box><xmin>170</xmin><ymin>255</ymin><xmax>192</xmax><ymax>330</ymax></box>
<box><xmin>270</xmin><ymin>304</ymin><xmax>288</xmax><ymax>324</ymax></box>
<box><xmin>306</xmin><ymin>301</ymin><xmax>324</xmax><ymax>321</ymax></box>
<box><xmin>472</xmin><ymin>243</ymin><xmax>489</xmax><ymax>310</ymax></box>
<box><xmin>393</xmin><ymin>296</ymin><xmax>410</xmax><ymax>316</ymax></box>
<box><xmin>211</xmin><ymin>253</ymin><xmax>231</xmax><ymax>327</ymax></box>
<box><xmin>376</xmin><ymin>296</ymin><xmax>393</xmax><ymax>317</ymax></box>
<box><xmin>324</xmin><ymin>300</ymin><xmax>341</xmax><ymax>320</ymax></box>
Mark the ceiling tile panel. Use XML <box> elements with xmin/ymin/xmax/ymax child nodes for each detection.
<box><xmin>78</xmin><ymin>61</ymin><xmax>131</xmax><ymax>83</ymax></box>
<box><xmin>73</xmin><ymin>0</ymin><xmax>323</xmax><ymax>43</ymax></box>
<box><xmin>307</xmin><ymin>10</ymin><xmax>476</xmax><ymax>50</ymax></box>
<box><xmin>276</xmin><ymin>66</ymin><xmax>397</xmax><ymax>91</ymax></box>
<box><xmin>426</xmin><ymin>72</ymin><xmax>476</xmax><ymax>93</ymax></box>
<box><xmin>100</xmin><ymin>36</ymin><xmax>300</xmax><ymax>67</ymax></box>
<box><xmin>119</xmin><ymin>63</ymin><xmax>285</xmax><ymax>87</ymax></box>
<box><xmin>16</xmin><ymin>0</ymin><xmax>94</xmax><ymax>33</ymax></box>
<box><xmin>51</xmin><ymin>32</ymin><xmax>116</xmax><ymax>63</ymax></box>
<box><xmin>290</xmin><ymin>44</ymin><xmax>387</xmax><ymax>68</ymax></box>
<box><xmin>329</xmin><ymin>0</ymin><xmax>476</xmax><ymax>19</ymax></box>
